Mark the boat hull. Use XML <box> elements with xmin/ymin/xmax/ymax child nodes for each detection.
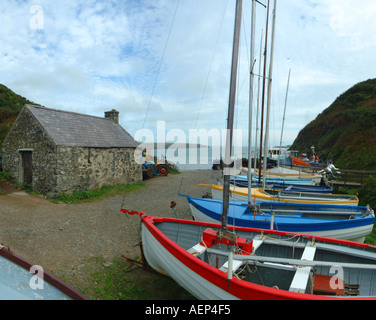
<box><xmin>233</xmin><ymin>174</ymin><xmax>315</xmax><ymax>185</ymax></box>
<box><xmin>188</xmin><ymin>200</ymin><xmax>373</xmax><ymax>243</ymax></box>
<box><xmin>0</xmin><ymin>247</ymin><xmax>87</xmax><ymax>300</ymax></box>
<box><xmin>231</xmin><ymin>179</ymin><xmax>333</xmax><ymax>194</ymax></box>
<box><xmin>142</xmin><ymin>217</ymin><xmax>300</xmax><ymax>300</ymax></box>
<box><xmin>142</xmin><ymin>221</ymin><xmax>238</xmax><ymax>299</ymax></box>
<box><xmin>210</xmin><ymin>185</ymin><xmax>359</xmax><ymax>206</ymax></box>
<box><xmin>239</xmin><ymin>169</ymin><xmax>322</xmax><ymax>184</ymax></box>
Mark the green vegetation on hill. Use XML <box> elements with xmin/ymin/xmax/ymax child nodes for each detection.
<box><xmin>0</xmin><ymin>84</ymin><xmax>36</xmax><ymax>148</ymax></box>
<box><xmin>290</xmin><ymin>78</ymin><xmax>376</xmax><ymax>170</ymax></box>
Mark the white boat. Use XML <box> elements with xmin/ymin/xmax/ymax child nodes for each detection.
<box><xmin>0</xmin><ymin>246</ymin><xmax>87</xmax><ymax>300</ymax></box>
<box><xmin>268</xmin><ymin>146</ymin><xmax>288</xmax><ymax>162</ymax></box>
<box><xmin>202</xmin><ymin>184</ymin><xmax>359</xmax><ymax>206</ymax></box>
<box><xmin>232</xmin><ymin>174</ymin><xmax>316</xmax><ymax>185</ymax></box>
<box><xmin>242</xmin><ymin>167</ymin><xmax>322</xmax><ymax>184</ymax></box>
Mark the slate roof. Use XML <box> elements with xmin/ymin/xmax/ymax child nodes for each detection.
<box><xmin>26</xmin><ymin>104</ymin><xmax>138</xmax><ymax>148</ymax></box>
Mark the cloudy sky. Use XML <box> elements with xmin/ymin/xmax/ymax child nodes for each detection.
<box><xmin>1</xmin><ymin>0</ymin><xmax>376</xmax><ymax>150</ymax></box>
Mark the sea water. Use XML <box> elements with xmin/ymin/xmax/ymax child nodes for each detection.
<box><xmin>149</xmin><ymin>146</ymin><xmax>247</xmax><ymax>171</ymax></box>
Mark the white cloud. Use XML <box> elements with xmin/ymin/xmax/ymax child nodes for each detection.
<box><xmin>0</xmin><ymin>0</ymin><xmax>376</xmax><ymax>150</ymax></box>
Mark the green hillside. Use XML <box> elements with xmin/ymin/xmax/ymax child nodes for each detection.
<box><xmin>0</xmin><ymin>84</ymin><xmax>36</xmax><ymax>148</ymax></box>
<box><xmin>290</xmin><ymin>78</ymin><xmax>376</xmax><ymax>170</ymax></box>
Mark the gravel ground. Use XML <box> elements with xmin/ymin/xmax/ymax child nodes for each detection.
<box><xmin>0</xmin><ymin>169</ymin><xmax>220</xmax><ymax>295</ymax></box>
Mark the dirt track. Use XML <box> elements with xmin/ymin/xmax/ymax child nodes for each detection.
<box><xmin>0</xmin><ymin>170</ymin><xmax>217</xmax><ymax>294</ymax></box>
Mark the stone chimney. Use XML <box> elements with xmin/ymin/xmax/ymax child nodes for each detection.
<box><xmin>105</xmin><ymin>109</ymin><xmax>119</xmax><ymax>124</ymax></box>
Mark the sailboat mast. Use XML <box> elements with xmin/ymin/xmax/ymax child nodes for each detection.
<box><xmin>262</xmin><ymin>0</ymin><xmax>278</xmax><ymax>191</ymax></box>
<box><xmin>258</xmin><ymin>0</ymin><xmax>270</xmax><ymax>183</ymax></box>
<box><xmin>221</xmin><ymin>0</ymin><xmax>243</xmax><ymax>235</ymax></box>
<box><xmin>247</xmin><ymin>0</ymin><xmax>256</xmax><ymax>205</ymax></box>
<box><xmin>254</xmin><ymin>31</ymin><xmax>263</xmax><ymax>179</ymax></box>
<box><xmin>278</xmin><ymin>68</ymin><xmax>291</xmax><ymax>167</ymax></box>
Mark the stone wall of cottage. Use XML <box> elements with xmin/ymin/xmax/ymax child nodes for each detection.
<box><xmin>1</xmin><ymin>107</ymin><xmax>59</xmax><ymax>195</ymax></box>
<box><xmin>55</xmin><ymin>146</ymin><xmax>142</xmax><ymax>196</ymax></box>
<box><xmin>2</xmin><ymin>107</ymin><xmax>142</xmax><ymax>197</ymax></box>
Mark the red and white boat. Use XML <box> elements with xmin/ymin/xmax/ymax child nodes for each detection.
<box><xmin>132</xmin><ymin>213</ymin><xmax>376</xmax><ymax>300</ymax></box>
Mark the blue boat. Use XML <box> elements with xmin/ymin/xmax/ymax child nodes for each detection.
<box><xmin>181</xmin><ymin>195</ymin><xmax>375</xmax><ymax>243</ymax></box>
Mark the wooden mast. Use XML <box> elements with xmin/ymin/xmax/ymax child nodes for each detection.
<box><xmin>278</xmin><ymin>68</ymin><xmax>291</xmax><ymax>167</ymax></box>
<box><xmin>220</xmin><ymin>0</ymin><xmax>243</xmax><ymax>238</ymax></box>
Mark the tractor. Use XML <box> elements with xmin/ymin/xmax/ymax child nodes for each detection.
<box><xmin>142</xmin><ymin>149</ymin><xmax>169</xmax><ymax>180</ymax></box>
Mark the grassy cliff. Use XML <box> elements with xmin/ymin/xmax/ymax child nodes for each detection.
<box><xmin>290</xmin><ymin>78</ymin><xmax>376</xmax><ymax>170</ymax></box>
<box><xmin>0</xmin><ymin>84</ymin><xmax>36</xmax><ymax>148</ymax></box>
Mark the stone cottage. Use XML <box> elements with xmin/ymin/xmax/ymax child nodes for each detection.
<box><xmin>2</xmin><ymin>104</ymin><xmax>142</xmax><ymax>197</ymax></box>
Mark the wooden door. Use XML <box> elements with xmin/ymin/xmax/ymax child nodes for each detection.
<box><xmin>21</xmin><ymin>151</ymin><xmax>33</xmax><ymax>185</ymax></box>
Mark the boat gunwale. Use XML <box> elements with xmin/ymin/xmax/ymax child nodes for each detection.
<box><xmin>0</xmin><ymin>247</ymin><xmax>88</xmax><ymax>300</ymax></box>
<box><xmin>264</xmin><ymin>188</ymin><xmax>358</xmax><ymax>201</ymax></box>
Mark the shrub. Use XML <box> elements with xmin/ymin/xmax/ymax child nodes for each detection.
<box><xmin>0</xmin><ymin>171</ymin><xmax>12</xmax><ymax>183</ymax></box>
<box><xmin>358</xmin><ymin>176</ymin><xmax>376</xmax><ymax>208</ymax></box>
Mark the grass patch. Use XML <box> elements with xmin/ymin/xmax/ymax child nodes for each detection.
<box><xmin>75</xmin><ymin>256</ymin><xmax>195</xmax><ymax>300</ymax></box>
<box><xmin>52</xmin><ymin>181</ymin><xmax>146</xmax><ymax>204</ymax></box>
<box><xmin>13</xmin><ymin>182</ymin><xmax>36</xmax><ymax>194</ymax></box>
<box><xmin>365</xmin><ymin>227</ymin><xmax>376</xmax><ymax>246</ymax></box>
<box><xmin>359</xmin><ymin>177</ymin><xmax>376</xmax><ymax>245</ymax></box>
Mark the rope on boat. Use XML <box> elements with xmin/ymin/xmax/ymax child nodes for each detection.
<box><xmin>263</xmin><ymin>233</ymin><xmax>301</xmax><ymax>243</ymax></box>
<box><xmin>291</xmin><ymin>236</ymin><xmax>301</xmax><ymax>259</ymax></box>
